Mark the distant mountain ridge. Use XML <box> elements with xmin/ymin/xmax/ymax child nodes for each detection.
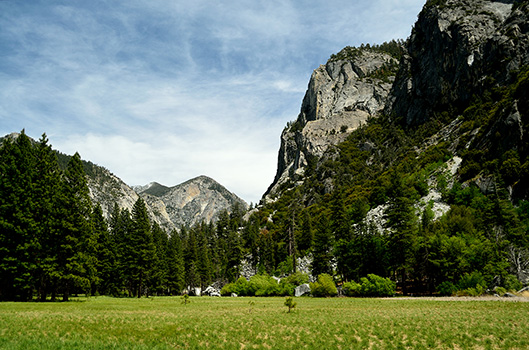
<box><xmin>135</xmin><ymin>175</ymin><xmax>248</xmax><ymax>228</ymax></box>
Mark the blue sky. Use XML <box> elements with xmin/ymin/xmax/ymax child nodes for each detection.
<box><xmin>0</xmin><ymin>0</ymin><xmax>425</xmax><ymax>204</ymax></box>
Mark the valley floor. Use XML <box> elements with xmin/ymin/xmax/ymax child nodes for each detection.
<box><xmin>1</xmin><ymin>296</ymin><xmax>528</xmax><ymax>349</ymax></box>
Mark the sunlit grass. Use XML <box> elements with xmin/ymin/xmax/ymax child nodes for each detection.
<box><xmin>0</xmin><ymin>296</ymin><xmax>528</xmax><ymax>349</ymax></box>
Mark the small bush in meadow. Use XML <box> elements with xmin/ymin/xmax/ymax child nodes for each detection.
<box><xmin>284</xmin><ymin>297</ymin><xmax>297</xmax><ymax>313</ymax></box>
<box><xmin>310</xmin><ymin>274</ymin><xmax>338</xmax><ymax>297</ymax></box>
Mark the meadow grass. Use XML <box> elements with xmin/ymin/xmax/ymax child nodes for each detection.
<box><xmin>0</xmin><ymin>296</ymin><xmax>528</xmax><ymax>349</ymax></box>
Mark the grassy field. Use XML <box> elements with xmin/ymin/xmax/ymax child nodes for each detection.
<box><xmin>0</xmin><ymin>296</ymin><xmax>528</xmax><ymax>349</ymax></box>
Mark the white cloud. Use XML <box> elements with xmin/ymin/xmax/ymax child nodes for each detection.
<box><xmin>0</xmin><ymin>0</ymin><xmax>426</xmax><ymax>204</ymax></box>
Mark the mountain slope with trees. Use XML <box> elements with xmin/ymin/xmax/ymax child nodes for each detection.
<box><xmin>252</xmin><ymin>0</ymin><xmax>529</xmax><ymax>295</ymax></box>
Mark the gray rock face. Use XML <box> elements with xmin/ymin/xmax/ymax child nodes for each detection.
<box><xmin>295</xmin><ymin>283</ymin><xmax>311</xmax><ymax>297</ymax></box>
<box><xmin>264</xmin><ymin>50</ymin><xmax>397</xmax><ymax>200</ymax></box>
<box><xmin>87</xmin><ymin>166</ymin><xmax>176</xmax><ymax>232</ymax></box>
<box><xmin>203</xmin><ymin>285</ymin><xmax>221</xmax><ymax>297</ymax></box>
<box><xmin>90</xmin><ymin>172</ymin><xmax>247</xmax><ymax>231</ymax></box>
<box><xmin>136</xmin><ymin>175</ymin><xmax>248</xmax><ymax>228</ymax></box>
<box><xmin>388</xmin><ymin>0</ymin><xmax>529</xmax><ymax>125</ymax></box>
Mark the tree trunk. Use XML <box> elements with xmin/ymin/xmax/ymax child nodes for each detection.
<box><xmin>63</xmin><ymin>282</ymin><xmax>70</xmax><ymax>302</ymax></box>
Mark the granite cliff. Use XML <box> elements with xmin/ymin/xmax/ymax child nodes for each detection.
<box><xmin>388</xmin><ymin>0</ymin><xmax>529</xmax><ymax>125</ymax></box>
<box><xmin>264</xmin><ymin>47</ymin><xmax>400</xmax><ymax>201</ymax></box>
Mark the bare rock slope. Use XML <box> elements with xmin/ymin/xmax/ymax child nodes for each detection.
<box><xmin>136</xmin><ymin>176</ymin><xmax>248</xmax><ymax>228</ymax></box>
<box><xmin>264</xmin><ymin>49</ymin><xmax>398</xmax><ymax>200</ymax></box>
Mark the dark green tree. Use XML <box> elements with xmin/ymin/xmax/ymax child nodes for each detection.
<box><xmin>57</xmin><ymin>152</ymin><xmax>94</xmax><ymax>301</ymax></box>
<box><xmin>129</xmin><ymin>198</ymin><xmax>156</xmax><ymax>297</ymax></box>
<box><xmin>150</xmin><ymin>222</ymin><xmax>168</xmax><ymax>295</ymax></box>
<box><xmin>312</xmin><ymin>212</ymin><xmax>334</xmax><ymax>277</ymax></box>
<box><xmin>196</xmin><ymin>228</ymin><xmax>212</xmax><ymax>289</ymax></box>
<box><xmin>33</xmin><ymin>134</ymin><xmax>63</xmax><ymax>301</ymax></box>
<box><xmin>297</xmin><ymin>210</ymin><xmax>314</xmax><ymax>255</ymax></box>
<box><xmin>91</xmin><ymin>203</ymin><xmax>116</xmax><ymax>296</ymax></box>
<box><xmin>166</xmin><ymin>230</ymin><xmax>185</xmax><ymax>294</ymax></box>
<box><xmin>0</xmin><ymin>132</ymin><xmax>38</xmax><ymax>301</ymax></box>
<box><xmin>110</xmin><ymin>206</ymin><xmax>133</xmax><ymax>296</ymax></box>
<box><xmin>184</xmin><ymin>227</ymin><xmax>200</xmax><ymax>290</ymax></box>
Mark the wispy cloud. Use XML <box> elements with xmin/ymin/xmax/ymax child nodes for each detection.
<box><xmin>0</xmin><ymin>0</ymin><xmax>426</xmax><ymax>203</ymax></box>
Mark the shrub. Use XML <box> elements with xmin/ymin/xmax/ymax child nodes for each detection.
<box><xmin>437</xmin><ymin>281</ymin><xmax>457</xmax><ymax>296</ymax></box>
<box><xmin>248</xmin><ymin>275</ymin><xmax>279</xmax><ymax>296</ymax></box>
<box><xmin>454</xmin><ymin>272</ymin><xmax>487</xmax><ymax>296</ymax></box>
<box><xmin>282</xmin><ymin>271</ymin><xmax>309</xmax><ymax>286</ymax></box>
<box><xmin>277</xmin><ymin>283</ymin><xmax>295</xmax><ymax>296</ymax></box>
<box><xmin>457</xmin><ymin>272</ymin><xmax>486</xmax><ymax>291</ymax></box>
<box><xmin>220</xmin><ymin>283</ymin><xmax>235</xmax><ymax>296</ymax></box>
<box><xmin>221</xmin><ymin>273</ymin><xmax>311</xmax><ymax>297</ymax></box>
<box><xmin>284</xmin><ymin>297</ymin><xmax>297</xmax><ymax>313</ymax></box>
<box><xmin>220</xmin><ymin>277</ymin><xmax>249</xmax><ymax>296</ymax></box>
<box><xmin>343</xmin><ymin>274</ymin><xmax>396</xmax><ymax>297</ymax></box>
<box><xmin>504</xmin><ymin>274</ymin><xmax>523</xmax><ymax>292</ymax></box>
<box><xmin>494</xmin><ymin>286</ymin><xmax>507</xmax><ymax>296</ymax></box>
<box><xmin>342</xmin><ymin>281</ymin><xmax>362</xmax><ymax>297</ymax></box>
<box><xmin>310</xmin><ymin>274</ymin><xmax>338</xmax><ymax>297</ymax></box>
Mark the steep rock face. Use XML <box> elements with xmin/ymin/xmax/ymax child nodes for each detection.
<box><xmin>137</xmin><ymin>176</ymin><xmax>248</xmax><ymax>228</ymax></box>
<box><xmin>264</xmin><ymin>50</ymin><xmax>398</xmax><ymax>200</ymax></box>
<box><xmin>388</xmin><ymin>0</ymin><xmax>529</xmax><ymax>125</ymax></box>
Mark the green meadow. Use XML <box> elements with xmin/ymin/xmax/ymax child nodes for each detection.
<box><xmin>0</xmin><ymin>296</ymin><xmax>528</xmax><ymax>350</ymax></box>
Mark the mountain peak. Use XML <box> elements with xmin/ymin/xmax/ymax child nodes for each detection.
<box><xmin>137</xmin><ymin>175</ymin><xmax>248</xmax><ymax>228</ymax></box>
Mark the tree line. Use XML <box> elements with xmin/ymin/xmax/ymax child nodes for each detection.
<box><xmin>2</xmin><ymin>123</ymin><xmax>529</xmax><ymax>301</ymax></box>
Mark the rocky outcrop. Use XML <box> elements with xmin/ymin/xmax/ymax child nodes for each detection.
<box><xmin>295</xmin><ymin>283</ymin><xmax>311</xmax><ymax>297</ymax></box>
<box><xmin>264</xmin><ymin>50</ymin><xmax>398</xmax><ymax>201</ymax></box>
<box><xmin>388</xmin><ymin>0</ymin><xmax>529</xmax><ymax>125</ymax></box>
<box><xmin>136</xmin><ymin>175</ymin><xmax>248</xmax><ymax>228</ymax></box>
<box><xmin>87</xmin><ymin>168</ymin><xmax>176</xmax><ymax>232</ymax></box>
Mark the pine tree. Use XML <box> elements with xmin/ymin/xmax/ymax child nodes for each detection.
<box><xmin>312</xmin><ymin>212</ymin><xmax>334</xmax><ymax>277</ymax></box>
<box><xmin>196</xmin><ymin>228</ymin><xmax>212</xmax><ymax>289</ymax></box>
<box><xmin>298</xmin><ymin>210</ymin><xmax>314</xmax><ymax>254</ymax></box>
<box><xmin>110</xmin><ymin>206</ymin><xmax>133</xmax><ymax>296</ymax></box>
<box><xmin>184</xmin><ymin>228</ymin><xmax>200</xmax><ymax>289</ymax></box>
<box><xmin>33</xmin><ymin>134</ymin><xmax>63</xmax><ymax>301</ymax></box>
<box><xmin>129</xmin><ymin>198</ymin><xmax>155</xmax><ymax>297</ymax></box>
<box><xmin>166</xmin><ymin>230</ymin><xmax>185</xmax><ymax>294</ymax></box>
<box><xmin>242</xmin><ymin>215</ymin><xmax>260</xmax><ymax>269</ymax></box>
<box><xmin>385</xmin><ymin>168</ymin><xmax>418</xmax><ymax>294</ymax></box>
<box><xmin>0</xmin><ymin>132</ymin><xmax>38</xmax><ymax>301</ymax></box>
<box><xmin>150</xmin><ymin>222</ymin><xmax>168</xmax><ymax>295</ymax></box>
<box><xmin>91</xmin><ymin>203</ymin><xmax>116</xmax><ymax>296</ymax></box>
<box><xmin>57</xmin><ymin>152</ymin><xmax>94</xmax><ymax>301</ymax></box>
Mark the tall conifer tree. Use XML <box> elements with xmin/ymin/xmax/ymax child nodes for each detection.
<box><xmin>130</xmin><ymin>198</ymin><xmax>155</xmax><ymax>297</ymax></box>
<box><xmin>167</xmin><ymin>230</ymin><xmax>185</xmax><ymax>294</ymax></box>
<box><xmin>33</xmin><ymin>134</ymin><xmax>62</xmax><ymax>301</ymax></box>
<box><xmin>58</xmin><ymin>152</ymin><xmax>94</xmax><ymax>301</ymax></box>
<box><xmin>0</xmin><ymin>132</ymin><xmax>38</xmax><ymax>300</ymax></box>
